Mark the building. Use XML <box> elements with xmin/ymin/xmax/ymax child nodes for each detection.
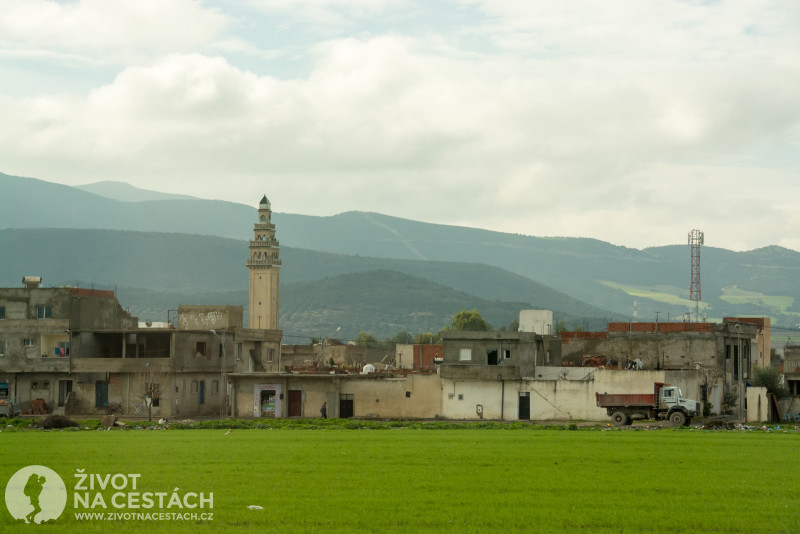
<box><xmin>558</xmin><ymin>319</ymin><xmax>761</xmax><ymax>418</ymax></box>
<box><xmin>0</xmin><ymin>196</ymin><xmax>284</xmax><ymax>418</ymax></box>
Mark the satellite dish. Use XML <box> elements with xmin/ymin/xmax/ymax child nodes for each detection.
<box><xmin>145</xmin><ymin>320</ymin><xmax>152</xmax><ymax>327</ymax></box>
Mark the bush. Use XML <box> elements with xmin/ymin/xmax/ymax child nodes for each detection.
<box><xmin>751</xmin><ymin>366</ymin><xmax>789</xmax><ymax>398</ymax></box>
<box><xmin>36</xmin><ymin>415</ymin><xmax>79</xmax><ymax>429</ymax></box>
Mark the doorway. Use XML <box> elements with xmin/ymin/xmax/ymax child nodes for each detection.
<box><xmin>95</xmin><ymin>381</ymin><xmax>108</xmax><ymax>408</ymax></box>
<box><xmin>288</xmin><ymin>390</ymin><xmax>302</xmax><ymax>417</ymax></box>
<box><xmin>58</xmin><ymin>380</ymin><xmax>73</xmax><ymax>407</ymax></box>
<box><xmin>518</xmin><ymin>392</ymin><xmax>530</xmax><ymax>420</ymax></box>
<box><xmin>339</xmin><ymin>394</ymin><xmax>354</xmax><ymax>419</ymax></box>
<box><xmin>487</xmin><ymin>350</ymin><xmax>498</xmax><ymax>366</ymax></box>
<box><xmin>260</xmin><ymin>389</ymin><xmax>277</xmax><ymax>417</ymax></box>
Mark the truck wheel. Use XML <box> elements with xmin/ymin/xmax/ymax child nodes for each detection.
<box><xmin>611</xmin><ymin>411</ymin><xmax>627</xmax><ymax>426</ymax></box>
<box><xmin>669</xmin><ymin>411</ymin><xmax>686</xmax><ymax>426</ymax></box>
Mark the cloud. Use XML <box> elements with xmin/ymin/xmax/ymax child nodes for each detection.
<box><xmin>0</xmin><ymin>0</ymin><xmax>230</xmax><ymax>59</ymax></box>
<box><xmin>0</xmin><ymin>1</ymin><xmax>798</xmax><ymax>251</ymax></box>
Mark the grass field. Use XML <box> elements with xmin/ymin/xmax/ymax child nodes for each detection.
<box><xmin>599</xmin><ymin>281</ymin><xmax>699</xmax><ymax>308</ymax></box>
<box><xmin>2</xmin><ymin>426</ymin><xmax>800</xmax><ymax>533</ymax></box>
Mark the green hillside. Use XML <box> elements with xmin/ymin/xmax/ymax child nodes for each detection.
<box><xmin>0</xmin><ymin>229</ymin><xmax>620</xmax><ymax>338</ymax></box>
<box><xmin>2</xmin><ymin>172</ymin><xmax>798</xmax><ymax>327</ymax></box>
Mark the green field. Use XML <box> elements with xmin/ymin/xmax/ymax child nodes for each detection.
<box><xmin>2</xmin><ymin>426</ymin><xmax>799</xmax><ymax>533</ymax></box>
<box><xmin>599</xmin><ymin>281</ymin><xmax>700</xmax><ymax>308</ymax></box>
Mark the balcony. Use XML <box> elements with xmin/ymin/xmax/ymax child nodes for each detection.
<box><xmin>246</xmin><ymin>259</ymin><xmax>282</xmax><ymax>268</ymax></box>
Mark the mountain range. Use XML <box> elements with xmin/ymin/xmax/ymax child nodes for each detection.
<box><xmin>1</xmin><ymin>171</ymin><xmax>798</xmax><ymax>340</ymax></box>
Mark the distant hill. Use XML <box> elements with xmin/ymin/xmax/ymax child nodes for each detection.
<box><xmin>0</xmin><ymin>171</ymin><xmax>253</xmax><ymax>239</ymax></box>
<box><xmin>77</xmin><ymin>181</ymin><xmax>198</xmax><ymax>202</ymax></box>
<box><xmin>1</xmin><ymin>171</ymin><xmax>798</xmax><ymax>327</ymax></box>
<box><xmin>0</xmin><ymin>228</ymin><xmax>621</xmax><ymax>338</ymax></box>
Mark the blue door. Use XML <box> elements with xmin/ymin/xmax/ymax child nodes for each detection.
<box><xmin>95</xmin><ymin>382</ymin><xmax>108</xmax><ymax>407</ymax></box>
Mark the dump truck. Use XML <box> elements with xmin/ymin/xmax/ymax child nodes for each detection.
<box><xmin>595</xmin><ymin>382</ymin><xmax>701</xmax><ymax>426</ymax></box>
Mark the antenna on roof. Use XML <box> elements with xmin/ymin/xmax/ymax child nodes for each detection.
<box><xmin>688</xmin><ymin>229</ymin><xmax>703</xmax><ymax>322</ymax></box>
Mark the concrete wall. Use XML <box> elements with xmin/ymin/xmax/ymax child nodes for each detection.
<box><xmin>177</xmin><ymin>305</ymin><xmax>243</xmax><ymax>331</ymax></box>
<box><xmin>230</xmin><ymin>374</ymin><xmax>443</xmax><ymax>419</ymax></box>
<box><xmin>746</xmin><ymin>386</ymin><xmax>769</xmax><ymax>422</ymax></box>
<box><xmin>341</xmin><ymin>374</ymin><xmax>442</xmax><ymax>418</ymax></box>
<box><xmin>519</xmin><ymin>310</ymin><xmax>553</xmax><ymax>335</ymax></box>
<box><xmin>441</xmin><ymin>369</ymin><xmax>707</xmax><ymax>421</ymax></box>
<box><xmin>560</xmin><ymin>333</ymin><xmax>718</xmax><ymax>370</ymax></box>
<box><xmin>396</xmin><ymin>344</ymin><xmax>442</xmax><ymax>371</ymax></box>
<box><xmin>396</xmin><ymin>345</ymin><xmax>413</xmax><ymax>369</ymax></box>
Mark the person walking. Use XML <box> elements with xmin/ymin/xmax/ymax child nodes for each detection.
<box><xmin>320</xmin><ymin>401</ymin><xmax>328</xmax><ymax>418</ymax></box>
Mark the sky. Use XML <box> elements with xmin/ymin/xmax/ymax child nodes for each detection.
<box><xmin>1</xmin><ymin>0</ymin><xmax>798</xmax><ymax>252</ymax></box>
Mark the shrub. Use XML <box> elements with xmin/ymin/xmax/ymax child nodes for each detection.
<box><xmin>751</xmin><ymin>366</ymin><xmax>789</xmax><ymax>398</ymax></box>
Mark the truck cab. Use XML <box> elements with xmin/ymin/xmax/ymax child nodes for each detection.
<box><xmin>0</xmin><ymin>382</ymin><xmax>19</xmax><ymax>418</ymax></box>
<box><xmin>658</xmin><ymin>385</ymin><xmax>701</xmax><ymax>425</ymax></box>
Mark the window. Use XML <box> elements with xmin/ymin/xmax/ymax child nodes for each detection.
<box><xmin>195</xmin><ymin>342</ymin><xmax>206</xmax><ymax>358</ymax></box>
<box><xmin>266</xmin><ymin>348</ymin><xmax>274</xmax><ymax>362</ymax></box>
<box><xmin>32</xmin><ymin>380</ymin><xmax>50</xmax><ymax>390</ymax></box>
<box><xmin>146</xmin><ymin>383</ymin><xmax>161</xmax><ymax>407</ymax></box>
<box><xmin>24</xmin><ymin>338</ymin><xmax>35</xmax><ymax>347</ymax></box>
<box><xmin>236</xmin><ymin>343</ymin><xmax>242</xmax><ymax>361</ymax></box>
<box><xmin>212</xmin><ymin>380</ymin><xmax>219</xmax><ymax>394</ymax></box>
<box><xmin>546</xmin><ymin>350</ymin><xmax>551</xmax><ymax>364</ymax></box>
<box><xmin>0</xmin><ymin>306</ymin><xmax>5</xmax><ymax>319</ymax></box>
<box><xmin>0</xmin><ymin>340</ymin><xmax>4</xmax><ymax>357</ymax></box>
<box><xmin>405</xmin><ymin>391</ymin><xmax>411</xmax><ymax>398</ymax></box>
<box><xmin>504</xmin><ymin>349</ymin><xmax>511</xmax><ymax>359</ymax></box>
<box><xmin>459</xmin><ymin>348</ymin><xmax>471</xmax><ymax>361</ymax></box>
<box><xmin>56</xmin><ymin>342</ymin><xmax>70</xmax><ymax>357</ymax></box>
<box><xmin>36</xmin><ymin>305</ymin><xmax>52</xmax><ymax>319</ymax></box>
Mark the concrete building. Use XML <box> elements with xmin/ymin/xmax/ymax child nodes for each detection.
<box><xmin>0</xmin><ymin>196</ymin><xmax>284</xmax><ymax>419</ymax></box>
<box><xmin>554</xmin><ymin>319</ymin><xmax>761</xmax><ymax>418</ymax></box>
<box><xmin>785</xmin><ymin>345</ymin><xmax>800</xmax><ymax>396</ymax></box>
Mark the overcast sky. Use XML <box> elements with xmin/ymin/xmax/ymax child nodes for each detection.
<box><xmin>1</xmin><ymin>1</ymin><xmax>798</xmax><ymax>251</ymax></box>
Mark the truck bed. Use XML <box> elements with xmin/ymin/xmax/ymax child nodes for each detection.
<box><xmin>595</xmin><ymin>392</ymin><xmax>655</xmax><ymax>408</ymax></box>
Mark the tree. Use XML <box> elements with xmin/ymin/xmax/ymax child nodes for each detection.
<box><xmin>451</xmin><ymin>309</ymin><xmax>491</xmax><ymax>331</ymax></box>
<box><xmin>414</xmin><ymin>332</ymin><xmax>438</xmax><ymax>344</ymax></box>
<box><xmin>751</xmin><ymin>365</ymin><xmax>789</xmax><ymax>398</ymax></box>
<box><xmin>387</xmin><ymin>331</ymin><xmax>414</xmax><ymax>344</ymax></box>
<box><xmin>355</xmin><ymin>331</ymin><xmax>378</xmax><ymax>347</ymax></box>
<box><xmin>555</xmin><ymin>320</ymin><xmax>567</xmax><ymax>334</ymax></box>
<box><xmin>136</xmin><ymin>362</ymin><xmax>163</xmax><ymax>422</ymax></box>
<box><xmin>499</xmin><ymin>320</ymin><xmax>519</xmax><ymax>332</ymax></box>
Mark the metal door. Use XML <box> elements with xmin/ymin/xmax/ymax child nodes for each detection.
<box><xmin>288</xmin><ymin>390</ymin><xmax>302</xmax><ymax>417</ymax></box>
<box><xmin>518</xmin><ymin>393</ymin><xmax>530</xmax><ymax>420</ymax></box>
<box><xmin>339</xmin><ymin>394</ymin><xmax>354</xmax><ymax>418</ymax></box>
